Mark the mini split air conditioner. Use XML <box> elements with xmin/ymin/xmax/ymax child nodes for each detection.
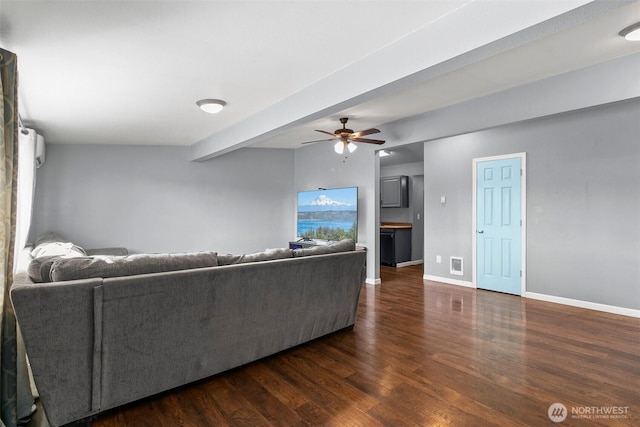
<box><xmin>35</xmin><ymin>134</ymin><xmax>45</xmax><ymax>168</ymax></box>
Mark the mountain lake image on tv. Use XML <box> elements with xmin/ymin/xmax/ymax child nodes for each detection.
<box><xmin>297</xmin><ymin>187</ymin><xmax>358</xmax><ymax>241</ymax></box>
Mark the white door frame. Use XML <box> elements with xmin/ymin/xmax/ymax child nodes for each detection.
<box><xmin>472</xmin><ymin>152</ymin><xmax>527</xmax><ymax>295</ymax></box>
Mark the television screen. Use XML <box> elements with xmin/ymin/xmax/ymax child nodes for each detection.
<box><xmin>297</xmin><ymin>187</ymin><xmax>358</xmax><ymax>241</ymax></box>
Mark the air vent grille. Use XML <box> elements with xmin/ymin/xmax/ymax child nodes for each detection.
<box><xmin>450</xmin><ymin>257</ymin><xmax>463</xmax><ymax>276</ymax></box>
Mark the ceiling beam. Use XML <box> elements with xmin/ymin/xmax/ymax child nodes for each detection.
<box><xmin>189</xmin><ymin>0</ymin><xmax>610</xmax><ymax>162</ymax></box>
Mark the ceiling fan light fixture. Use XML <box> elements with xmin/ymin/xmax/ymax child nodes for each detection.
<box><xmin>302</xmin><ymin>117</ymin><xmax>385</xmax><ymax>153</ymax></box>
<box><xmin>196</xmin><ymin>99</ymin><xmax>226</xmax><ymax>114</ymax></box>
<box><xmin>619</xmin><ymin>22</ymin><xmax>640</xmax><ymax>41</ymax></box>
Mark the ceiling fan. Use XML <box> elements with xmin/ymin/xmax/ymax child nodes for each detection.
<box><xmin>302</xmin><ymin>117</ymin><xmax>385</xmax><ymax>154</ymax></box>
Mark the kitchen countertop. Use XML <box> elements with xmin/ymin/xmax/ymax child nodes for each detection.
<box><xmin>380</xmin><ymin>222</ymin><xmax>412</xmax><ymax>229</ymax></box>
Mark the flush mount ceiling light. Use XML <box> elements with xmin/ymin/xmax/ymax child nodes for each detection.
<box><xmin>196</xmin><ymin>99</ymin><xmax>226</xmax><ymax>114</ymax></box>
<box><xmin>619</xmin><ymin>22</ymin><xmax>640</xmax><ymax>41</ymax></box>
<box><xmin>379</xmin><ymin>150</ymin><xmax>391</xmax><ymax>157</ymax></box>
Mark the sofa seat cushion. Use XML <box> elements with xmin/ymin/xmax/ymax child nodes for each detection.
<box><xmin>292</xmin><ymin>239</ymin><xmax>356</xmax><ymax>257</ymax></box>
<box><xmin>49</xmin><ymin>251</ymin><xmax>218</xmax><ymax>282</ymax></box>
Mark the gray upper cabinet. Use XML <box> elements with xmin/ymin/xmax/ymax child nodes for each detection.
<box><xmin>381</xmin><ymin>175</ymin><xmax>409</xmax><ymax>208</ymax></box>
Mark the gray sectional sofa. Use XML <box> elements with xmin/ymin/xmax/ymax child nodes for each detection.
<box><xmin>11</xmin><ymin>234</ymin><xmax>366</xmax><ymax>427</ymax></box>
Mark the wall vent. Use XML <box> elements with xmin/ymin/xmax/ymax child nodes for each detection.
<box><xmin>450</xmin><ymin>257</ymin><xmax>463</xmax><ymax>276</ymax></box>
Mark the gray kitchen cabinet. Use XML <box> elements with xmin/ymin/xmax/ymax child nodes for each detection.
<box><xmin>381</xmin><ymin>175</ymin><xmax>409</xmax><ymax>208</ymax></box>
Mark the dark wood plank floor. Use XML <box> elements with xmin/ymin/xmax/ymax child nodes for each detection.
<box><xmin>82</xmin><ymin>265</ymin><xmax>639</xmax><ymax>426</ymax></box>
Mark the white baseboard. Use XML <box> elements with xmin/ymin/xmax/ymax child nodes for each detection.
<box><xmin>395</xmin><ymin>259</ymin><xmax>423</xmax><ymax>268</ymax></box>
<box><xmin>526</xmin><ymin>292</ymin><xmax>640</xmax><ymax>318</ymax></box>
<box><xmin>365</xmin><ymin>277</ymin><xmax>381</xmax><ymax>286</ymax></box>
<box><xmin>423</xmin><ymin>274</ymin><xmax>474</xmax><ymax>288</ymax></box>
<box><xmin>420</xmin><ymin>275</ymin><xmax>640</xmax><ymax>318</ymax></box>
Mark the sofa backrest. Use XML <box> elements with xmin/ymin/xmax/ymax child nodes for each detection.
<box><xmin>11</xmin><ymin>248</ymin><xmax>366</xmax><ymax>427</ymax></box>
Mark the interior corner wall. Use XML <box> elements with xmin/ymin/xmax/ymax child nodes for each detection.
<box><xmin>423</xmin><ymin>98</ymin><xmax>640</xmax><ymax>310</ymax></box>
<box><xmin>31</xmin><ymin>144</ymin><xmax>295</xmax><ymax>254</ymax></box>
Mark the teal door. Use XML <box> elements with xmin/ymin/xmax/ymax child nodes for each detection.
<box><xmin>477</xmin><ymin>157</ymin><xmax>522</xmax><ymax>295</ymax></box>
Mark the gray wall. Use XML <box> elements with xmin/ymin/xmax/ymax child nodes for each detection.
<box><xmin>32</xmin><ymin>144</ymin><xmax>295</xmax><ymax>254</ymax></box>
<box><xmin>411</xmin><ymin>175</ymin><xmax>424</xmax><ymax>261</ymax></box>
<box><xmin>422</xmin><ymin>98</ymin><xmax>640</xmax><ymax>310</ymax></box>
<box><xmin>29</xmin><ymin>53</ymin><xmax>640</xmax><ymax>310</ymax></box>
<box><xmin>378</xmin><ymin>53</ymin><xmax>640</xmax><ymax>154</ymax></box>
<box><xmin>294</xmin><ymin>141</ymin><xmax>378</xmax><ymax>281</ymax></box>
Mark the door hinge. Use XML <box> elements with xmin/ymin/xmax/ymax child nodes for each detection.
<box><xmin>520</xmin><ymin>270</ymin><xmax>522</xmax><ymax>277</ymax></box>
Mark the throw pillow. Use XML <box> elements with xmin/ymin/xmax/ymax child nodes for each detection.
<box><xmin>32</xmin><ymin>232</ymin><xmax>66</xmax><ymax>247</ymax></box>
<box><xmin>31</xmin><ymin>242</ymin><xmax>86</xmax><ymax>259</ymax></box>
<box><xmin>27</xmin><ymin>243</ymin><xmax>88</xmax><ymax>283</ymax></box>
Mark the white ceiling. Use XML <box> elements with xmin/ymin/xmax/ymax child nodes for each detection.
<box><xmin>1</xmin><ymin>1</ymin><xmax>639</xmax><ymax>161</ymax></box>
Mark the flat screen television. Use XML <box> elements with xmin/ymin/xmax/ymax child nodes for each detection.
<box><xmin>297</xmin><ymin>187</ymin><xmax>358</xmax><ymax>242</ymax></box>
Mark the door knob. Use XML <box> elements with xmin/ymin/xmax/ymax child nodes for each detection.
<box><xmin>477</xmin><ymin>230</ymin><xmax>484</xmax><ymax>234</ymax></box>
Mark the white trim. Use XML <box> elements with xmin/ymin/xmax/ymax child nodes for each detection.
<box><xmin>450</xmin><ymin>256</ymin><xmax>463</xmax><ymax>276</ymax></box>
<box><xmin>365</xmin><ymin>277</ymin><xmax>381</xmax><ymax>286</ymax></box>
<box><xmin>423</xmin><ymin>274</ymin><xmax>474</xmax><ymax>288</ymax></box>
<box><xmin>472</xmin><ymin>152</ymin><xmax>527</xmax><ymax>296</ymax></box>
<box><xmin>420</xmin><ymin>277</ymin><xmax>639</xmax><ymax>318</ymax></box>
<box><xmin>395</xmin><ymin>259</ymin><xmax>423</xmax><ymax>268</ymax></box>
<box><xmin>526</xmin><ymin>292</ymin><xmax>640</xmax><ymax>319</ymax></box>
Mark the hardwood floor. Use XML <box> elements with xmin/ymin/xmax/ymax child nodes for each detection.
<box><xmin>77</xmin><ymin>265</ymin><xmax>640</xmax><ymax>426</ymax></box>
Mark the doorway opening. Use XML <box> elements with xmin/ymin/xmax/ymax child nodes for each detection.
<box><xmin>377</xmin><ymin>143</ymin><xmax>425</xmax><ymax>279</ymax></box>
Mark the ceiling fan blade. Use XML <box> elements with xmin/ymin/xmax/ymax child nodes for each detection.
<box><xmin>351</xmin><ymin>128</ymin><xmax>380</xmax><ymax>138</ymax></box>
<box><xmin>301</xmin><ymin>138</ymin><xmax>336</xmax><ymax>144</ymax></box>
<box><xmin>351</xmin><ymin>137</ymin><xmax>385</xmax><ymax>145</ymax></box>
<box><xmin>315</xmin><ymin>130</ymin><xmax>337</xmax><ymax>137</ymax></box>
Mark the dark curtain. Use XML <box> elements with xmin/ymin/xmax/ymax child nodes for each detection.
<box><xmin>0</xmin><ymin>46</ymin><xmax>21</xmax><ymax>427</ymax></box>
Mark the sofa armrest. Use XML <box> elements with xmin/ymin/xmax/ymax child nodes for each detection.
<box><xmin>11</xmin><ymin>279</ymin><xmax>104</xmax><ymax>427</ymax></box>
